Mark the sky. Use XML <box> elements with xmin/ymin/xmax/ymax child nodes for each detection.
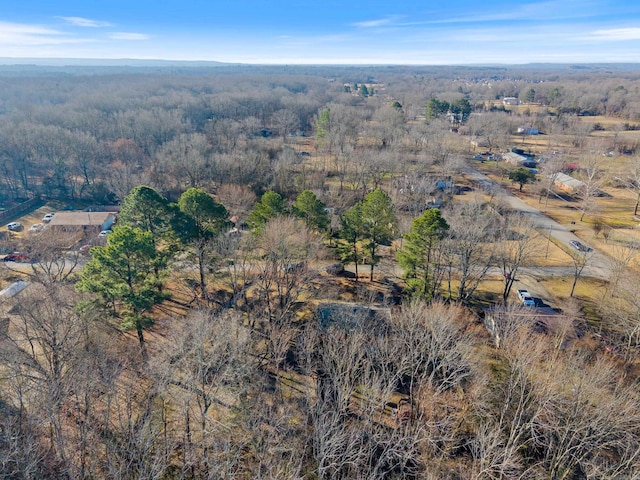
<box><xmin>1</xmin><ymin>0</ymin><xmax>640</xmax><ymax>65</ymax></box>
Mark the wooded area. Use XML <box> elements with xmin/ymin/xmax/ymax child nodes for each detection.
<box><xmin>1</xmin><ymin>63</ymin><xmax>640</xmax><ymax>479</ymax></box>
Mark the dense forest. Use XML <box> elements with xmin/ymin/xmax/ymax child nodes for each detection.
<box><xmin>1</xmin><ymin>63</ymin><xmax>640</xmax><ymax>479</ymax></box>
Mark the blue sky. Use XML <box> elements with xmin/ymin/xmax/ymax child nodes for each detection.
<box><xmin>1</xmin><ymin>0</ymin><xmax>640</xmax><ymax>64</ymax></box>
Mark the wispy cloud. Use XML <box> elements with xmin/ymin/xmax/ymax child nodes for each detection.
<box><xmin>591</xmin><ymin>27</ymin><xmax>640</xmax><ymax>41</ymax></box>
<box><xmin>352</xmin><ymin>15</ymin><xmax>404</xmax><ymax>28</ymax></box>
<box><xmin>0</xmin><ymin>21</ymin><xmax>91</xmax><ymax>45</ymax></box>
<box><xmin>0</xmin><ymin>21</ymin><xmax>61</xmax><ymax>37</ymax></box>
<box><xmin>399</xmin><ymin>1</ymin><xmax>604</xmax><ymax>26</ymax></box>
<box><xmin>109</xmin><ymin>32</ymin><xmax>150</xmax><ymax>41</ymax></box>
<box><xmin>276</xmin><ymin>33</ymin><xmax>356</xmax><ymax>49</ymax></box>
<box><xmin>58</xmin><ymin>16</ymin><xmax>112</xmax><ymax>28</ymax></box>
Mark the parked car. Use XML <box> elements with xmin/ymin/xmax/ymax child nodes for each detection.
<box><xmin>569</xmin><ymin>240</ymin><xmax>592</xmax><ymax>252</ymax></box>
<box><xmin>7</xmin><ymin>222</ymin><xmax>23</xmax><ymax>231</ymax></box>
<box><xmin>42</xmin><ymin>213</ymin><xmax>55</xmax><ymax>223</ymax></box>
<box><xmin>29</xmin><ymin>223</ymin><xmax>44</xmax><ymax>233</ymax></box>
<box><xmin>3</xmin><ymin>252</ymin><xmax>29</xmax><ymax>262</ymax></box>
<box><xmin>98</xmin><ymin>229</ymin><xmax>112</xmax><ymax>237</ymax></box>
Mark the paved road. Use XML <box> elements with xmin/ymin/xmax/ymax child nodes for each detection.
<box><xmin>464</xmin><ymin>167</ymin><xmax>611</xmax><ymax>280</ymax></box>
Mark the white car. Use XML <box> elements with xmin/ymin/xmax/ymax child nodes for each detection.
<box><xmin>569</xmin><ymin>240</ymin><xmax>592</xmax><ymax>252</ymax></box>
<box><xmin>98</xmin><ymin>229</ymin><xmax>112</xmax><ymax>237</ymax></box>
<box><xmin>42</xmin><ymin>213</ymin><xmax>55</xmax><ymax>223</ymax></box>
<box><xmin>7</xmin><ymin>222</ymin><xmax>22</xmax><ymax>231</ymax></box>
<box><xmin>29</xmin><ymin>223</ymin><xmax>44</xmax><ymax>233</ymax></box>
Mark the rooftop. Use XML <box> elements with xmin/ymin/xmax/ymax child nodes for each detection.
<box><xmin>48</xmin><ymin>211</ymin><xmax>116</xmax><ymax>227</ymax></box>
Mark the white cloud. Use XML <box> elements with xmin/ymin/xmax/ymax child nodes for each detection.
<box><xmin>591</xmin><ymin>27</ymin><xmax>640</xmax><ymax>41</ymax></box>
<box><xmin>58</xmin><ymin>16</ymin><xmax>112</xmax><ymax>27</ymax></box>
<box><xmin>109</xmin><ymin>32</ymin><xmax>150</xmax><ymax>41</ymax></box>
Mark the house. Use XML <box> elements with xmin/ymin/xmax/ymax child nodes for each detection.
<box><xmin>484</xmin><ymin>305</ymin><xmax>576</xmax><ymax>349</ymax></box>
<box><xmin>503</xmin><ymin>97</ymin><xmax>519</xmax><ymax>106</ymax></box>
<box><xmin>502</xmin><ymin>151</ymin><xmax>533</xmax><ymax>166</ymax></box>
<box><xmin>517</xmin><ymin>125</ymin><xmax>539</xmax><ymax>135</ymax></box>
<box><xmin>471</xmin><ymin>138</ymin><xmax>490</xmax><ymax>149</ymax></box>
<box><xmin>47</xmin><ymin>211</ymin><xmax>116</xmax><ymax>235</ymax></box>
<box><xmin>317</xmin><ymin>302</ymin><xmax>390</xmax><ymax>330</ymax></box>
<box><xmin>553</xmin><ymin>173</ymin><xmax>585</xmax><ymax>194</ymax></box>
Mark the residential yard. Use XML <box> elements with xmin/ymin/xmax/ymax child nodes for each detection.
<box><xmin>473</xmin><ymin>151</ymin><xmax>640</xmax><ymax>274</ymax></box>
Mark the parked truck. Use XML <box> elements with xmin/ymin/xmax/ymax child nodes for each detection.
<box><xmin>517</xmin><ymin>289</ymin><xmax>535</xmax><ymax>307</ymax></box>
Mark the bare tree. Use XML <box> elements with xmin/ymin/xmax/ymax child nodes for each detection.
<box><xmin>566</xmin><ymin>115</ymin><xmax>593</xmax><ymax>148</ymax></box>
<box><xmin>602</xmin><ymin>242</ymin><xmax>637</xmax><ymax>300</ymax></box>
<box><xmin>576</xmin><ymin>155</ymin><xmax>605</xmax><ymax>222</ymax></box>
<box><xmin>315</xmin><ymin>104</ymin><xmax>365</xmax><ymax>158</ymax></box>
<box><xmin>16</xmin><ymin>230</ymin><xmax>83</xmax><ymax>285</ymax></box>
<box><xmin>538</xmin><ymin>154</ymin><xmax>565</xmax><ymax>207</ymax></box>
<box><xmin>568</xmin><ymin>249</ymin><xmax>593</xmax><ymax>298</ymax></box>
<box><xmin>105</xmin><ymin>160</ymin><xmax>153</xmax><ymax>203</ymax></box>
<box><xmin>304</xmin><ymin>311</ymin><xmax>426</xmax><ymax>480</ymax></box>
<box><xmin>600</xmin><ymin>271</ymin><xmax>640</xmax><ymax>362</ymax></box>
<box><xmin>98</xmin><ymin>370</ymin><xmax>170</xmax><ymax>480</ymax></box>
<box><xmin>444</xmin><ymin>199</ymin><xmax>497</xmax><ymax>302</ymax></box>
<box><xmin>253</xmin><ymin>216</ymin><xmax>324</xmax><ymax>326</ymax></box>
<box><xmin>217</xmin><ymin>184</ymin><xmax>257</xmax><ymax>225</ymax></box>
<box><xmin>474</xmin><ymin>314</ymin><xmax>555</xmax><ymax>479</ymax></box>
<box><xmin>497</xmin><ymin>213</ymin><xmax>540</xmax><ymax>301</ymax></box>
<box><xmin>368</xmin><ymin>103</ymin><xmax>406</xmax><ymax>149</ymax></box>
<box><xmin>153</xmin><ymin>309</ymin><xmax>254</xmax><ymax>478</ymax></box>
<box><xmin>156</xmin><ymin>132</ymin><xmax>212</xmax><ymax>189</ymax></box>
<box><xmin>620</xmin><ymin>155</ymin><xmax>640</xmax><ymax>216</ymax></box>
<box><xmin>466</xmin><ymin>110</ymin><xmax>513</xmax><ymax>153</ymax></box>
<box><xmin>270</xmin><ymin>108</ymin><xmax>300</xmax><ymax>141</ymax></box>
<box><xmin>0</xmin><ymin>283</ymin><xmax>102</xmax><ymax>477</ymax></box>
<box><xmin>423</xmin><ymin>118</ymin><xmax>464</xmax><ymax>180</ymax></box>
<box><xmin>532</xmin><ymin>354</ymin><xmax>640</xmax><ymax>479</ymax></box>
